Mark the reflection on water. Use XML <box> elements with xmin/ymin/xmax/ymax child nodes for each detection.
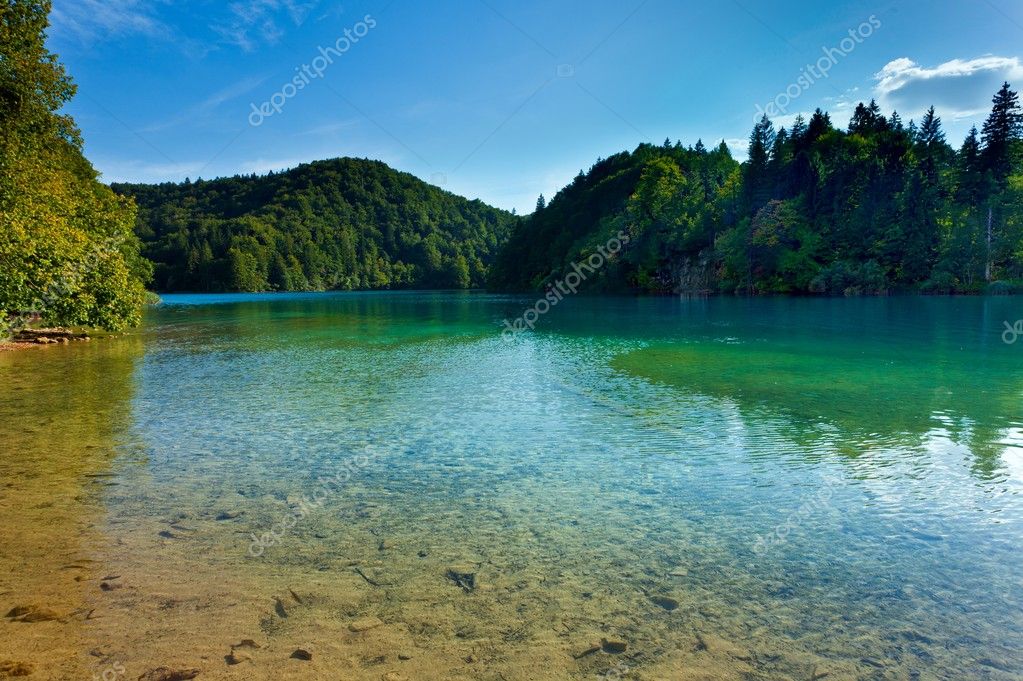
<box><xmin>1</xmin><ymin>293</ymin><xmax>1021</xmax><ymax>680</ymax></box>
<box><xmin>0</xmin><ymin>338</ymin><xmax>143</xmax><ymax>679</ymax></box>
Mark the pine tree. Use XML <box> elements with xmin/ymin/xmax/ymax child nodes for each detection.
<box><xmin>976</xmin><ymin>82</ymin><xmax>1023</xmax><ymax>281</ymax></box>
<box><xmin>789</xmin><ymin>115</ymin><xmax>807</xmax><ymax>147</ymax></box>
<box><xmin>743</xmin><ymin>114</ymin><xmax>776</xmax><ymax>213</ymax></box>
<box><xmin>535</xmin><ymin>194</ymin><xmax>546</xmax><ymax>212</ymax></box>
<box><xmin>848</xmin><ymin>100</ymin><xmax>890</xmax><ymax>135</ymax></box>
<box><xmin>805</xmin><ymin>109</ymin><xmax>833</xmax><ymax>145</ymax></box>
<box><xmin>918</xmin><ymin>107</ymin><xmax>945</xmax><ymax>147</ymax></box>
<box><xmin>917</xmin><ymin>106</ymin><xmax>947</xmax><ymax>185</ymax></box>
<box><xmin>980</xmin><ymin>82</ymin><xmax>1023</xmax><ymax>184</ymax></box>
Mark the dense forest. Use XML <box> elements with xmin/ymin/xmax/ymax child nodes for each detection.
<box><xmin>490</xmin><ymin>85</ymin><xmax>1023</xmax><ymax>295</ymax></box>
<box><xmin>114</xmin><ymin>160</ymin><xmax>517</xmax><ymax>292</ymax></box>
<box><xmin>0</xmin><ymin>0</ymin><xmax>150</xmax><ymax>334</ymax></box>
<box><xmin>4</xmin><ymin>0</ymin><xmax>1023</xmax><ymax>339</ymax></box>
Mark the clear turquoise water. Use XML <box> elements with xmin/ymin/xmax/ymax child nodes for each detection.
<box><xmin>2</xmin><ymin>292</ymin><xmax>1022</xmax><ymax>679</ymax></box>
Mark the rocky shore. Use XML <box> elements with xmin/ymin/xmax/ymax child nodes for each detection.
<box><xmin>0</xmin><ymin>328</ymin><xmax>91</xmax><ymax>351</ymax></box>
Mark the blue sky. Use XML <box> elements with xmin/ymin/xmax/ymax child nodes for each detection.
<box><xmin>49</xmin><ymin>0</ymin><xmax>1023</xmax><ymax>214</ymax></box>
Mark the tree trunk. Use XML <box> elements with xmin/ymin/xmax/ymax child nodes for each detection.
<box><xmin>985</xmin><ymin>204</ymin><xmax>993</xmax><ymax>282</ymax></box>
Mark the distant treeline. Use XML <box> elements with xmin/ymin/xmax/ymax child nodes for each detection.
<box><xmin>113</xmin><ymin>158</ymin><xmax>517</xmax><ymax>292</ymax></box>
<box><xmin>5</xmin><ymin>0</ymin><xmax>1023</xmax><ymax>338</ymax></box>
<box><xmin>490</xmin><ymin>85</ymin><xmax>1023</xmax><ymax>295</ymax></box>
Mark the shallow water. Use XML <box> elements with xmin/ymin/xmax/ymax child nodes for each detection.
<box><xmin>1</xmin><ymin>292</ymin><xmax>1022</xmax><ymax>680</ymax></box>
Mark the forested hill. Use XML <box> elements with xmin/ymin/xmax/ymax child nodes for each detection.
<box><xmin>490</xmin><ymin>84</ymin><xmax>1023</xmax><ymax>295</ymax></box>
<box><xmin>113</xmin><ymin>158</ymin><xmax>518</xmax><ymax>292</ymax></box>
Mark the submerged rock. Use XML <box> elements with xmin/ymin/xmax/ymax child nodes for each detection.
<box><xmin>601</xmin><ymin>638</ymin><xmax>628</xmax><ymax>654</ymax></box>
<box><xmin>0</xmin><ymin>660</ymin><xmax>33</xmax><ymax>677</ymax></box>
<box><xmin>446</xmin><ymin>566</ymin><xmax>477</xmax><ymax>592</ymax></box>
<box><xmin>225</xmin><ymin>651</ymin><xmax>251</xmax><ymax>665</ymax></box>
<box><xmin>572</xmin><ymin>643</ymin><xmax>601</xmax><ymax>659</ymax></box>
<box><xmin>137</xmin><ymin>668</ymin><xmax>200</xmax><ymax>681</ymax></box>
<box><xmin>5</xmin><ymin>605</ymin><xmax>60</xmax><ymax>622</ymax></box>
<box><xmin>650</xmin><ymin>595</ymin><xmax>679</xmax><ymax>611</ymax></box>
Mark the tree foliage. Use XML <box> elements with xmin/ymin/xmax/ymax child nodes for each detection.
<box><xmin>115</xmin><ymin>158</ymin><xmax>517</xmax><ymax>292</ymax></box>
<box><xmin>491</xmin><ymin>85</ymin><xmax>1023</xmax><ymax>295</ymax></box>
<box><xmin>0</xmin><ymin>0</ymin><xmax>150</xmax><ymax>333</ymax></box>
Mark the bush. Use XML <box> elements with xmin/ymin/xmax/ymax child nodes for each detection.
<box><xmin>810</xmin><ymin>260</ymin><xmax>889</xmax><ymax>296</ymax></box>
<box><xmin>987</xmin><ymin>280</ymin><xmax>1023</xmax><ymax>295</ymax></box>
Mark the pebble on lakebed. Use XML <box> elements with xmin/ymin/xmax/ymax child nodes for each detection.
<box><xmin>5</xmin><ymin>605</ymin><xmax>61</xmax><ymax>622</ymax></box>
<box><xmin>649</xmin><ymin>595</ymin><xmax>679</xmax><ymax>611</ymax></box>
<box><xmin>445</xmin><ymin>566</ymin><xmax>477</xmax><ymax>592</ymax></box>
<box><xmin>225</xmin><ymin>650</ymin><xmax>251</xmax><ymax>665</ymax></box>
<box><xmin>0</xmin><ymin>660</ymin><xmax>33</xmax><ymax>676</ymax></box>
<box><xmin>600</xmin><ymin>638</ymin><xmax>628</xmax><ymax>654</ymax></box>
<box><xmin>137</xmin><ymin>668</ymin><xmax>200</xmax><ymax>681</ymax></box>
<box><xmin>572</xmin><ymin>643</ymin><xmax>601</xmax><ymax>659</ymax></box>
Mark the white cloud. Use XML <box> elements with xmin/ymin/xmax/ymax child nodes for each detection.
<box><xmin>724</xmin><ymin>138</ymin><xmax>748</xmax><ymax>161</ymax></box>
<box><xmin>213</xmin><ymin>0</ymin><xmax>320</xmax><ymax>51</ymax></box>
<box><xmin>50</xmin><ymin>0</ymin><xmax>170</xmax><ymax>43</ymax></box>
<box><xmin>873</xmin><ymin>56</ymin><xmax>1023</xmax><ymax>121</ymax></box>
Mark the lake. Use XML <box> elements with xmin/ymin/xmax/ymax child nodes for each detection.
<box><xmin>1</xmin><ymin>292</ymin><xmax>1021</xmax><ymax>680</ymax></box>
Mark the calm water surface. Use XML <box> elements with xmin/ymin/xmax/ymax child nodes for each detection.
<box><xmin>1</xmin><ymin>292</ymin><xmax>1021</xmax><ymax>680</ymax></box>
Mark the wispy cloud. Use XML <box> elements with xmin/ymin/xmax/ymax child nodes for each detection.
<box><xmin>213</xmin><ymin>0</ymin><xmax>320</xmax><ymax>51</ymax></box>
<box><xmin>873</xmin><ymin>56</ymin><xmax>1023</xmax><ymax>121</ymax></box>
<box><xmin>141</xmin><ymin>76</ymin><xmax>271</xmax><ymax>132</ymax></box>
<box><xmin>297</xmin><ymin>120</ymin><xmax>363</xmax><ymax>136</ymax></box>
<box><xmin>724</xmin><ymin>137</ymin><xmax>747</xmax><ymax>161</ymax></box>
<box><xmin>50</xmin><ymin>0</ymin><xmax>170</xmax><ymax>43</ymax></box>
